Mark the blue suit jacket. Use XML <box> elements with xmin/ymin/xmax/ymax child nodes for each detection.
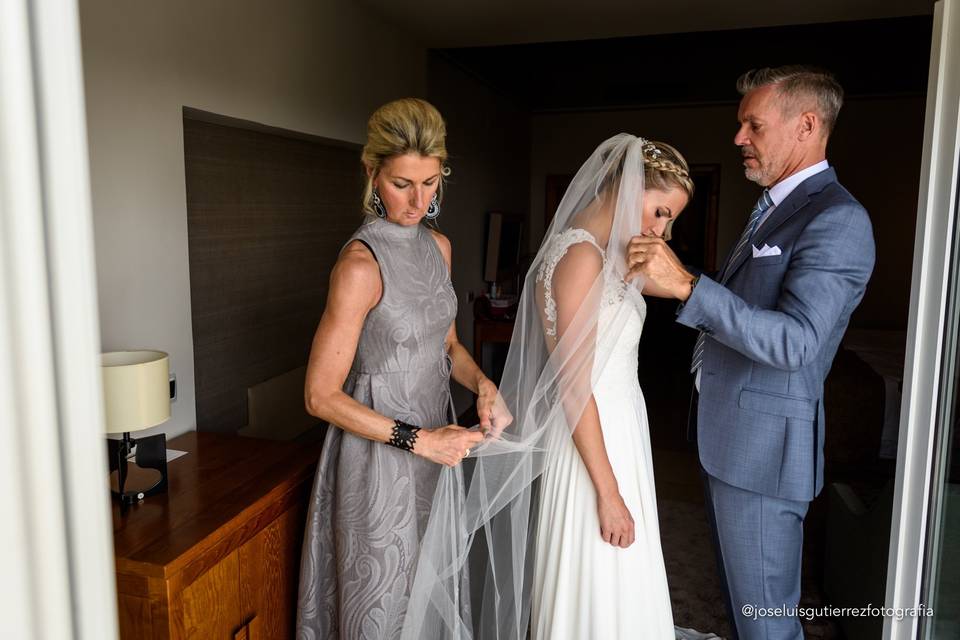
<box><xmin>677</xmin><ymin>168</ymin><xmax>875</xmax><ymax>502</ymax></box>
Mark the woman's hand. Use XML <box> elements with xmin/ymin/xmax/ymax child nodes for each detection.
<box><xmin>597</xmin><ymin>492</ymin><xmax>635</xmax><ymax>548</ymax></box>
<box><xmin>414</xmin><ymin>425</ymin><xmax>484</xmax><ymax>467</ymax></box>
<box><xmin>476</xmin><ymin>379</ymin><xmax>514</xmax><ymax>438</ymax></box>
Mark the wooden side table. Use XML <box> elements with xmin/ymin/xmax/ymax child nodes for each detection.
<box><xmin>112</xmin><ymin>431</ymin><xmax>322</xmax><ymax>639</ymax></box>
<box><xmin>472</xmin><ymin>295</ymin><xmax>516</xmax><ymax>381</ymax></box>
<box><xmin>473</xmin><ymin>315</ymin><xmax>516</xmax><ymax>362</ymax></box>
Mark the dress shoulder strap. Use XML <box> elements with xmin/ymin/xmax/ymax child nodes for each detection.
<box><xmin>535</xmin><ymin>228</ymin><xmax>605</xmax><ymax>337</ymax></box>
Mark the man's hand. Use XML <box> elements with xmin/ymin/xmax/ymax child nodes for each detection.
<box><xmin>625</xmin><ymin>235</ymin><xmax>695</xmax><ymax>301</ymax></box>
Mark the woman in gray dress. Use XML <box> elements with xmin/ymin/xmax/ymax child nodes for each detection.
<box><xmin>296</xmin><ymin>98</ymin><xmax>509</xmax><ymax>639</ymax></box>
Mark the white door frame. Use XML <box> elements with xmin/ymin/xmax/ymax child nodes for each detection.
<box><xmin>885</xmin><ymin>0</ymin><xmax>960</xmax><ymax>638</ymax></box>
<box><xmin>0</xmin><ymin>0</ymin><xmax>118</xmax><ymax>638</ymax></box>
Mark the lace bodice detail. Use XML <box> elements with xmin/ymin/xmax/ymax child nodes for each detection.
<box><xmin>536</xmin><ymin>228</ymin><xmax>633</xmax><ymax>337</ymax></box>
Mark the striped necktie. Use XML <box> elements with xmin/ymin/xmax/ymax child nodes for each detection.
<box><xmin>690</xmin><ymin>189</ymin><xmax>774</xmax><ymax>374</ymax></box>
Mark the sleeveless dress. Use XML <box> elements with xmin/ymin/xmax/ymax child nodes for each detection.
<box><xmin>296</xmin><ymin>217</ymin><xmax>462</xmax><ymax>640</ymax></box>
<box><xmin>530</xmin><ymin>229</ymin><xmax>720</xmax><ymax>640</ymax></box>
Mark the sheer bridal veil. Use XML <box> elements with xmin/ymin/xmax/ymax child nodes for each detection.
<box><xmin>402</xmin><ymin>134</ymin><xmax>650</xmax><ymax>639</ymax></box>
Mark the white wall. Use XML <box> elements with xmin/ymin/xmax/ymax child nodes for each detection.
<box><xmin>80</xmin><ymin>0</ymin><xmax>427</xmax><ymax>438</ymax></box>
<box><xmin>529</xmin><ymin>96</ymin><xmax>926</xmax><ymax>329</ymax></box>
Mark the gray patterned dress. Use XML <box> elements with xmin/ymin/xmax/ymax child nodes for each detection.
<box><xmin>296</xmin><ymin>217</ymin><xmax>461</xmax><ymax>639</ymax></box>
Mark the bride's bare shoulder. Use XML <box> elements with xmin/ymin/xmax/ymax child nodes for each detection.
<box><xmin>555</xmin><ymin>241</ymin><xmax>603</xmax><ymax>271</ymax></box>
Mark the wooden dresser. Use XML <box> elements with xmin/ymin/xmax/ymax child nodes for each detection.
<box><xmin>112</xmin><ymin>431</ymin><xmax>322</xmax><ymax>639</ymax></box>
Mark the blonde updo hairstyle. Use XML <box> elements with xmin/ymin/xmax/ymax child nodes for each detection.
<box><xmin>361</xmin><ymin>98</ymin><xmax>451</xmax><ymax>218</ymax></box>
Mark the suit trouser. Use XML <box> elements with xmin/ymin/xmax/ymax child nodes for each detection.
<box><xmin>691</xmin><ymin>391</ymin><xmax>810</xmax><ymax>640</ymax></box>
<box><xmin>701</xmin><ymin>469</ymin><xmax>810</xmax><ymax>640</ymax></box>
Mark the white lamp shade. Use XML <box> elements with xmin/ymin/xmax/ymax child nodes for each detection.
<box><xmin>101</xmin><ymin>350</ymin><xmax>170</xmax><ymax>434</ymax></box>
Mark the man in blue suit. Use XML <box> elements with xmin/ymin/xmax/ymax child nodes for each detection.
<box><xmin>627</xmin><ymin>66</ymin><xmax>876</xmax><ymax>638</ymax></box>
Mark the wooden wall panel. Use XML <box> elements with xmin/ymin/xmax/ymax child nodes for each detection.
<box><xmin>184</xmin><ymin>114</ymin><xmax>362</xmax><ymax>432</ymax></box>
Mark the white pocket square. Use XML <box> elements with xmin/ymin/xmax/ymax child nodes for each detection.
<box><xmin>752</xmin><ymin>244</ymin><xmax>782</xmax><ymax>258</ymax></box>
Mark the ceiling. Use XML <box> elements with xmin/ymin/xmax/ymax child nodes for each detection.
<box><xmin>360</xmin><ymin>0</ymin><xmax>934</xmax><ymax>48</ymax></box>
<box><xmin>431</xmin><ymin>17</ymin><xmax>933</xmax><ymax>111</ymax></box>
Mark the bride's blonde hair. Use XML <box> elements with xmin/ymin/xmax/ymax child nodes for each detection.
<box><xmin>598</xmin><ymin>138</ymin><xmax>694</xmax><ymax>201</ymax></box>
<box><xmin>642</xmin><ymin>140</ymin><xmax>695</xmax><ymax>199</ymax></box>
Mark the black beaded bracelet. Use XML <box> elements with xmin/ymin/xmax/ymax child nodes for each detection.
<box><xmin>387</xmin><ymin>419</ymin><xmax>421</xmax><ymax>452</ymax></box>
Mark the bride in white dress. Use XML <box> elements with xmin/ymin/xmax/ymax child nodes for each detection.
<box><xmin>530</xmin><ymin>140</ymin><xmax>716</xmax><ymax>640</ymax></box>
<box><xmin>400</xmin><ymin>134</ymin><xmax>719</xmax><ymax>640</ymax></box>
<box><xmin>531</xmin><ymin>226</ymin><xmax>672</xmax><ymax>637</ymax></box>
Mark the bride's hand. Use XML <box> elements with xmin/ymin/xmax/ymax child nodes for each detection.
<box><xmin>476</xmin><ymin>378</ymin><xmax>513</xmax><ymax>438</ymax></box>
<box><xmin>597</xmin><ymin>493</ymin><xmax>635</xmax><ymax>548</ymax></box>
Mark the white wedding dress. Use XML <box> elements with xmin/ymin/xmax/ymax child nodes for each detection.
<box><xmin>531</xmin><ymin>229</ymin><xmax>719</xmax><ymax>640</ymax></box>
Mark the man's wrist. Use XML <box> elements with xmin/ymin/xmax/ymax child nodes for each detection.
<box><xmin>676</xmin><ymin>273</ymin><xmax>698</xmax><ymax>301</ymax></box>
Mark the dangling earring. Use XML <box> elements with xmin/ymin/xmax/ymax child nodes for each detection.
<box><xmin>371</xmin><ymin>189</ymin><xmax>387</xmax><ymax>218</ymax></box>
<box><xmin>425</xmin><ymin>193</ymin><xmax>440</xmax><ymax>220</ymax></box>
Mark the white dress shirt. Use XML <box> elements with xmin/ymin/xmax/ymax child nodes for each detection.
<box><xmin>756</xmin><ymin>159</ymin><xmax>830</xmax><ymax>230</ymax></box>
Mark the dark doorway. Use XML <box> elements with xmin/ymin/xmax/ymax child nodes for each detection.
<box><xmin>639</xmin><ymin>164</ymin><xmax>720</xmax><ymax>452</ymax></box>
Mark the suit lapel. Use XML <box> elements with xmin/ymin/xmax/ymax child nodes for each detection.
<box><xmin>720</xmin><ymin>168</ymin><xmax>837</xmax><ymax>285</ymax></box>
<box><xmin>749</xmin><ymin>194</ymin><xmax>808</xmax><ymax>252</ymax></box>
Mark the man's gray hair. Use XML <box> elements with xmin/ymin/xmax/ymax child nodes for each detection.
<box><xmin>737</xmin><ymin>66</ymin><xmax>844</xmax><ymax>136</ymax></box>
